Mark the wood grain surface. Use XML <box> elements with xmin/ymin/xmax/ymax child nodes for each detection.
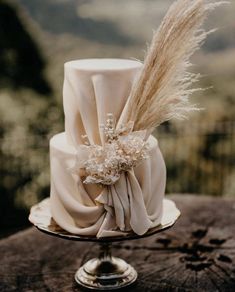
<box><xmin>0</xmin><ymin>195</ymin><xmax>235</xmax><ymax>292</ymax></box>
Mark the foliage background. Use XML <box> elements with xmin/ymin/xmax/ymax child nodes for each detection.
<box><xmin>0</xmin><ymin>0</ymin><xmax>235</xmax><ymax>236</ymax></box>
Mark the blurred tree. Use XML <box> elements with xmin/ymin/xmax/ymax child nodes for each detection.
<box><xmin>0</xmin><ymin>1</ymin><xmax>51</xmax><ymax>94</ymax></box>
<box><xmin>0</xmin><ymin>1</ymin><xmax>57</xmax><ymax>237</ymax></box>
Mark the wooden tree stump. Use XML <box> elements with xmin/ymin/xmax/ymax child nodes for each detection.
<box><xmin>0</xmin><ymin>195</ymin><xmax>235</xmax><ymax>291</ymax></box>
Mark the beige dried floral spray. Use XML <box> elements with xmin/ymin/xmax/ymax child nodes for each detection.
<box><xmin>118</xmin><ymin>0</ymin><xmax>228</xmax><ymax>134</ymax></box>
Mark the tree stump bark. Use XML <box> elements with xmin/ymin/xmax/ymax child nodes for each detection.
<box><xmin>0</xmin><ymin>195</ymin><xmax>235</xmax><ymax>291</ymax></box>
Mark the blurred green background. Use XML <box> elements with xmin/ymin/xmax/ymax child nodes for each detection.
<box><xmin>0</xmin><ymin>0</ymin><xmax>235</xmax><ymax>237</ymax></box>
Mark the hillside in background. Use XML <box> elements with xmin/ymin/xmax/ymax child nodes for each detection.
<box><xmin>16</xmin><ymin>0</ymin><xmax>235</xmax><ymax>50</ymax></box>
<box><xmin>14</xmin><ymin>0</ymin><xmax>235</xmax><ymax>95</ymax></box>
<box><xmin>14</xmin><ymin>0</ymin><xmax>235</xmax><ymax>120</ymax></box>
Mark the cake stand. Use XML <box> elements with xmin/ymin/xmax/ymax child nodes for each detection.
<box><xmin>29</xmin><ymin>198</ymin><xmax>180</xmax><ymax>290</ymax></box>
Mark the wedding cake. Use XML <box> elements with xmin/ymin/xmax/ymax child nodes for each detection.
<box><xmin>49</xmin><ymin>0</ymin><xmax>223</xmax><ymax>238</ymax></box>
<box><xmin>50</xmin><ymin>59</ymin><xmax>166</xmax><ymax>238</ymax></box>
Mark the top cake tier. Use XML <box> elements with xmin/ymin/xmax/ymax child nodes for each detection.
<box><xmin>63</xmin><ymin>58</ymin><xmax>142</xmax><ymax>147</ymax></box>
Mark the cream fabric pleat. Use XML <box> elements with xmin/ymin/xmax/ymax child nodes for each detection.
<box><xmin>50</xmin><ymin>60</ymin><xmax>166</xmax><ymax>237</ymax></box>
<box><xmin>50</xmin><ymin>134</ymin><xmax>165</xmax><ymax>237</ymax></box>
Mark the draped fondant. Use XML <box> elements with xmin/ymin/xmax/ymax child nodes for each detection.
<box><xmin>50</xmin><ymin>59</ymin><xmax>166</xmax><ymax>237</ymax></box>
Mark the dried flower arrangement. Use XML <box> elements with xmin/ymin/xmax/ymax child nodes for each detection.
<box><xmin>72</xmin><ymin>113</ymin><xmax>149</xmax><ymax>185</ymax></box>
<box><xmin>120</xmin><ymin>0</ymin><xmax>227</xmax><ymax>131</ymax></box>
<box><xmin>72</xmin><ymin>0</ymin><xmax>226</xmax><ymax>185</ymax></box>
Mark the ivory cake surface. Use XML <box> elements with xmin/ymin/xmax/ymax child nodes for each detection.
<box><xmin>50</xmin><ymin>59</ymin><xmax>166</xmax><ymax>237</ymax></box>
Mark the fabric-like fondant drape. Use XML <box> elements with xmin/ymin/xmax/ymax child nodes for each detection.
<box><xmin>50</xmin><ymin>60</ymin><xmax>166</xmax><ymax>237</ymax></box>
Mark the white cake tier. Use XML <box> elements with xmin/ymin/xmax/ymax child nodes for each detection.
<box><xmin>63</xmin><ymin>58</ymin><xmax>142</xmax><ymax>148</ymax></box>
<box><xmin>50</xmin><ymin>132</ymin><xmax>166</xmax><ymax>238</ymax></box>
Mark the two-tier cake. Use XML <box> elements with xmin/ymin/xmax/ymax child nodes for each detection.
<box><xmin>49</xmin><ymin>0</ymin><xmax>223</xmax><ymax>238</ymax></box>
<box><xmin>49</xmin><ymin>59</ymin><xmax>166</xmax><ymax>238</ymax></box>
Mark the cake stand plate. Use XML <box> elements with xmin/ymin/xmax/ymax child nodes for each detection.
<box><xmin>29</xmin><ymin>198</ymin><xmax>180</xmax><ymax>290</ymax></box>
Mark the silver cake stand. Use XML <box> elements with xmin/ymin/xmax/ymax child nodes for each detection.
<box><xmin>29</xmin><ymin>198</ymin><xmax>180</xmax><ymax>290</ymax></box>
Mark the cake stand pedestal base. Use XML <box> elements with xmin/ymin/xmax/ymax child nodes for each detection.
<box><xmin>29</xmin><ymin>198</ymin><xmax>180</xmax><ymax>290</ymax></box>
<box><xmin>75</xmin><ymin>243</ymin><xmax>137</xmax><ymax>290</ymax></box>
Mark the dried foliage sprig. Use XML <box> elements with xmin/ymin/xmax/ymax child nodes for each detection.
<box><xmin>124</xmin><ymin>0</ymin><xmax>227</xmax><ymax>132</ymax></box>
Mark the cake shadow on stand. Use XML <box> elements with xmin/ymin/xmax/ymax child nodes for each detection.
<box><xmin>29</xmin><ymin>198</ymin><xmax>180</xmax><ymax>290</ymax></box>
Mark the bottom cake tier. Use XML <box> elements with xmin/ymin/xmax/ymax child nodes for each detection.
<box><xmin>50</xmin><ymin>132</ymin><xmax>166</xmax><ymax>238</ymax></box>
